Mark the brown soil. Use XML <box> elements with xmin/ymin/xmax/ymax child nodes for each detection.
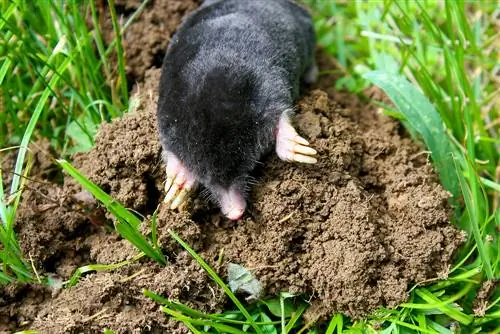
<box><xmin>0</xmin><ymin>1</ymin><xmax>466</xmax><ymax>333</ymax></box>
<box><xmin>99</xmin><ymin>0</ymin><xmax>201</xmax><ymax>82</ymax></box>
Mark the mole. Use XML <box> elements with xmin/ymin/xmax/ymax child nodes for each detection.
<box><xmin>156</xmin><ymin>0</ymin><xmax>318</xmax><ymax>220</ymax></box>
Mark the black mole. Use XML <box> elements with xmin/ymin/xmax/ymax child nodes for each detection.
<box><xmin>157</xmin><ymin>0</ymin><xmax>318</xmax><ymax>220</ymax></box>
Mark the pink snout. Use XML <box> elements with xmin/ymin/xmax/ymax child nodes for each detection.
<box><xmin>219</xmin><ymin>187</ymin><xmax>246</xmax><ymax>221</ymax></box>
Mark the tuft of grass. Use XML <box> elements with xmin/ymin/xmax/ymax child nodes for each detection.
<box><xmin>168</xmin><ymin>229</ymin><xmax>264</xmax><ymax>334</ymax></box>
<box><xmin>0</xmin><ymin>148</ymin><xmax>34</xmax><ymax>283</ymax></box>
<box><xmin>0</xmin><ymin>0</ymin><xmax>128</xmax><ymax>153</ymax></box>
<box><xmin>0</xmin><ymin>0</ymin><xmax>143</xmax><ymax>286</ymax></box>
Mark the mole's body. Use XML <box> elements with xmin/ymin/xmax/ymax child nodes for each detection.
<box><xmin>157</xmin><ymin>0</ymin><xmax>317</xmax><ymax>220</ymax></box>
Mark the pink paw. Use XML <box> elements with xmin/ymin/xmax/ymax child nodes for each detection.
<box><xmin>163</xmin><ymin>151</ymin><xmax>197</xmax><ymax>210</ymax></box>
<box><xmin>276</xmin><ymin>112</ymin><xmax>317</xmax><ymax>164</ymax></box>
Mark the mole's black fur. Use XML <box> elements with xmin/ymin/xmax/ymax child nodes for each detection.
<box><xmin>157</xmin><ymin>0</ymin><xmax>315</xmax><ymax>200</ymax></box>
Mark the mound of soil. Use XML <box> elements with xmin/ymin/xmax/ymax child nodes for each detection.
<box><xmin>0</xmin><ymin>1</ymin><xmax>465</xmax><ymax>332</ymax></box>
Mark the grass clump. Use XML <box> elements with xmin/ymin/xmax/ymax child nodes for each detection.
<box><xmin>0</xmin><ymin>0</ymin><xmax>129</xmax><ymax>154</ymax></box>
<box><xmin>0</xmin><ymin>0</ymin><xmax>132</xmax><ymax>283</ymax></box>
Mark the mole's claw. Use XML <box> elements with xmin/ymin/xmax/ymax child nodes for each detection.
<box><xmin>293</xmin><ymin>154</ymin><xmax>317</xmax><ymax>164</ymax></box>
<box><xmin>163</xmin><ymin>151</ymin><xmax>197</xmax><ymax>209</ymax></box>
<box><xmin>164</xmin><ymin>179</ymin><xmax>181</xmax><ymax>203</ymax></box>
<box><xmin>170</xmin><ymin>188</ymin><xmax>189</xmax><ymax>209</ymax></box>
<box><xmin>294</xmin><ymin>136</ymin><xmax>310</xmax><ymax>146</ymax></box>
<box><xmin>293</xmin><ymin>142</ymin><xmax>317</xmax><ymax>156</ymax></box>
<box><xmin>276</xmin><ymin>112</ymin><xmax>318</xmax><ymax>164</ymax></box>
<box><xmin>170</xmin><ymin>176</ymin><xmax>196</xmax><ymax>209</ymax></box>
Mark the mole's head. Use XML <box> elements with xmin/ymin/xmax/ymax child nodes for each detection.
<box><xmin>172</xmin><ymin>60</ymin><xmax>280</xmax><ymax>220</ymax></box>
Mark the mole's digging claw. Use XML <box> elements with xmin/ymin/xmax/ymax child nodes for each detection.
<box><xmin>276</xmin><ymin>112</ymin><xmax>318</xmax><ymax>164</ymax></box>
<box><xmin>163</xmin><ymin>151</ymin><xmax>196</xmax><ymax>209</ymax></box>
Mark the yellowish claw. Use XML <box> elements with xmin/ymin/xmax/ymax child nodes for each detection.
<box><xmin>163</xmin><ymin>151</ymin><xmax>197</xmax><ymax>210</ymax></box>
<box><xmin>170</xmin><ymin>188</ymin><xmax>190</xmax><ymax>210</ymax></box>
<box><xmin>294</xmin><ymin>135</ymin><xmax>310</xmax><ymax>146</ymax></box>
<box><xmin>294</xmin><ymin>144</ymin><xmax>317</xmax><ymax>156</ymax></box>
<box><xmin>164</xmin><ymin>183</ymin><xmax>180</xmax><ymax>203</ymax></box>
<box><xmin>293</xmin><ymin>154</ymin><xmax>317</xmax><ymax>164</ymax></box>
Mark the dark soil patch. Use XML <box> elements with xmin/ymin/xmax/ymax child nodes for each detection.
<box><xmin>0</xmin><ymin>1</ymin><xmax>465</xmax><ymax>333</ymax></box>
<box><xmin>98</xmin><ymin>0</ymin><xmax>200</xmax><ymax>82</ymax></box>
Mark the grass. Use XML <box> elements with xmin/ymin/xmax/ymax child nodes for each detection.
<box><xmin>0</xmin><ymin>0</ymin><xmax>133</xmax><ymax>284</ymax></box>
<box><xmin>0</xmin><ymin>0</ymin><xmax>499</xmax><ymax>333</ymax></box>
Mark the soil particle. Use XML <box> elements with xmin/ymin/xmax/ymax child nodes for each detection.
<box><xmin>473</xmin><ymin>279</ymin><xmax>498</xmax><ymax>317</ymax></box>
<box><xmin>70</xmin><ymin>90</ymin><xmax>163</xmax><ymax>215</ymax></box>
<box><xmin>1</xmin><ymin>1</ymin><xmax>467</xmax><ymax>332</ymax></box>
<box><xmin>0</xmin><ymin>284</ymin><xmax>53</xmax><ymax>331</ymax></box>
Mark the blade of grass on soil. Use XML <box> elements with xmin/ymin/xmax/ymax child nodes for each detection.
<box><xmin>57</xmin><ymin>159</ymin><xmax>166</xmax><ymax>265</ymax></box>
<box><xmin>168</xmin><ymin>229</ymin><xmax>264</xmax><ymax>334</ymax></box>
<box><xmin>362</xmin><ymin>70</ymin><xmax>460</xmax><ymax>199</ymax></box>
<box><xmin>66</xmin><ymin>253</ymin><xmax>144</xmax><ymax>288</ymax></box>
<box><xmin>144</xmin><ymin>290</ymin><xmax>281</xmax><ymax>328</ymax></box>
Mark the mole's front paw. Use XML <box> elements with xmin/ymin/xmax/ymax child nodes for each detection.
<box><xmin>163</xmin><ymin>151</ymin><xmax>197</xmax><ymax>210</ymax></box>
<box><xmin>276</xmin><ymin>112</ymin><xmax>317</xmax><ymax>164</ymax></box>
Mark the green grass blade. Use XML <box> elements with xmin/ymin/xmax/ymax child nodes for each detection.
<box><xmin>362</xmin><ymin>70</ymin><xmax>460</xmax><ymax>199</ymax></box>
<box><xmin>162</xmin><ymin>307</ymin><xmax>247</xmax><ymax>334</ymax></box>
<box><xmin>57</xmin><ymin>159</ymin><xmax>166</xmax><ymax>265</ymax></box>
<box><xmin>144</xmin><ymin>290</ymin><xmax>279</xmax><ymax>327</ymax></box>
<box><xmin>0</xmin><ymin>58</ymin><xmax>12</xmax><ymax>85</ymax></box>
<box><xmin>284</xmin><ymin>302</ymin><xmax>308</xmax><ymax>333</ymax></box>
<box><xmin>389</xmin><ymin>319</ymin><xmax>438</xmax><ymax>334</ymax></box>
<box><xmin>0</xmin><ymin>168</ymin><xmax>8</xmax><ymax>225</ymax></box>
<box><xmin>415</xmin><ymin>288</ymin><xmax>473</xmax><ymax>325</ymax></box>
<box><xmin>402</xmin><ymin>283</ymin><xmax>475</xmax><ymax>309</ymax></box>
<box><xmin>455</xmin><ymin>157</ymin><xmax>494</xmax><ymax>279</ymax></box>
<box><xmin>325</xmin><ymin>314</ymin><xmax>343</xmax><ymax>334</ymax></box>
<box><xmin>480</xmin><ymin>177</ymin><xmax>500</xmax><ymax>192</ymax></box>
<box><xmin>57</xmin><ymin>159</ymin><xmax>141</xmax><ymax>228</ymax></box>
<box><xmin>10</xmin><ymin>38</ymin><xmax>72</xmax><ymax>199</ymax></box>
<box><xmin>168</xmin><ymin>229</ymin><xmax>264</xmax><ymax>334</ymax></box>
<box><xmin>66</xmin><ymin>253</ymin><xmax>142</xmax><ymax>287</ymax></box>
<box><xmin>107</xmin><ymin>0</ymin><xmax>128</xmax><ymax>103</ymax></box>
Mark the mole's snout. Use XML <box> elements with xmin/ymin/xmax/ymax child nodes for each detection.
<box><xmin>218</xmin><ymin>186</ymin><xmax>247</xmax><ymax>221</ymax></box>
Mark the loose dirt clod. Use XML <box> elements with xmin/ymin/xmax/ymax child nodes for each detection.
<box><xmin>0</xmin><ymin>1</ymin><xmax>465</xmax><ymax>332</ymax></box>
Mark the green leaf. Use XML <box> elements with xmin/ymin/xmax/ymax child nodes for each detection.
<box><xmin>66</xmin><ymin>114</ymin><xmax>98</xmax><ymax>154</ymax></box>
<box><xmin>259</xmin><ymin>312</ymin><xmax>277</xmax><ymax>334</ymax></box>
<box><xmin>262</xmin><ymin>297</ymin><xmax>294</xmax><ymax>318</ymax></box>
